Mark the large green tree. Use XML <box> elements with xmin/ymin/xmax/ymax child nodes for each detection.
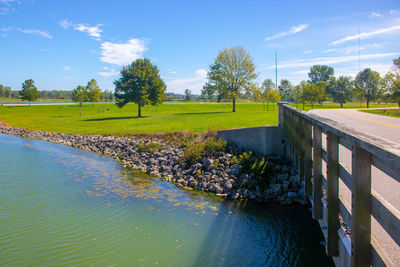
<box><xmin>202</xmin><ymin>46</ymin><xmax>257</xmax><ymax>112</ymax></box>
<box><xmin>19</xmin><ymin>79</ymin><xmax>40</xmax><ymax>106</ymax></box>
<box><xmin>72</xmin><ymin>85</ymin><xmax>88</xmax><ymax>116</ymax></box>
<box><xmin>259</xmin><ymin>79</ymin><xmax>275</xmax><ymax>110</ymax></box>
<box><xmin>383</xmin><ymin>57</ymin><xmax>400</xmax><ymax>107</ymax></box>
<box><xmin>329</xmin><ymin>76</ymin><xmax>354</xmax><ymax>108</ymax></box>
<box><xmin>308</xmin><ymin>65</ymin><xmax>334</xmax><ymax>84</ymax></box>
<box><xmin>114</xmin><ymin>58</ymin><xmax>166</xmax><ymax>117</ymax></box>
<box><xmin>278</xmin><ymin>79</ymin><xmax>293</xmax><ymax>101</ymax></box>
<box><xmin>87</xmin><ymin>79</ymin><xmax>102</xmax><ymax>106</ymax></box>
<box><xmin>355</xmin><ymin>68</ymin><xmax>381</xmax><ymax>108</ymax></box>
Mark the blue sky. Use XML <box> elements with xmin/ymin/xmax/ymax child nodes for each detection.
<box><xmin>0</xmin><ymin>0</ymin><xmax>399</xmax><ymax>94</ymax></box>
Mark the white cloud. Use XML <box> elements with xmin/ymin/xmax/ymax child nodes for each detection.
<box><xmin>98</xmin><ymin>66</ymin><xmax>119</xmax><ymax>77</ymax></box>
<box><xmin>269</xmin><ymin>53</ymin><xmax>398</xmax><ymax>69</ymax></box>
<box><xmin>17</xmin><ymin>28</ymin><xmax>52</xmax><ymax>39</ymax></box>
<box><xmin>195</xmin><ymin>69</ymin><xmax>207</xmax><ymax>78</ymax></box>
<box><xmin>369</xmin><ymin>12</ymin><xmax>382</xmax><ymax>18</ymax></box>
<box><xmin>303</xmin><ymin>50</ymin><xmax>313</xmax><ymax>54</ymax></box>
<box><xmin>58</xmin><ymin>20</ymin><xmax>103</xmax><ymax>39</ymax></box>
<box><xmin>390</xmin><ymin>10</ymin><xmax>399</xmax><ymax>15</ymax></box>
<box><xmin>265</xmin><ymin>23</ymin><xmax>309</xmax><ymax>41</ymax></box>
<box><xmin>63</xmin><ymin>66</ymin><xmax>70</xmax><ymax>71</ymax></box>
<box><xmin>58</xmin><ymin>19</ymin><xmax>72</xmax><ymax>29</ymax></box>
<box><xmin>1</xmin><ymin>26</ymin><xmax>12</xmax><ymax>32</ymax></box>
<box><xmin>168</xmin><ymin>70</ymin><xmax>177</xmax><ymax>74</ymax></box>
<box><xmin>166</xmin><ymin>69</ymin><xmax>207</xmax><ymax>94</ymax></box>
<box><xmin>74</xmin><ymin>23</ymin><xmax>102</xmax><ymax>39</ymax></box>
<box><xmin>100</xmin><ymin>38</ymin><xmax>147</xmax><ymax>66</ymax></box>
<box><xmin>0</xmin><ymin>0</ymin><xmax>16</xmax><ymax>3</ymax></box>
<box><xmin>330</xmin><ymin>25</ymin><xmax>400</xmax><ymax>45</ymax></box>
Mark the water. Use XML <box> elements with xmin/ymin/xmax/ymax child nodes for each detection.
<box><xmin>0</xmin><ymin>133</ymin><xmax>333</xmax><ymax>266</ymax></box>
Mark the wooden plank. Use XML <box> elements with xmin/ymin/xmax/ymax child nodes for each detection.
<box><xmin>304</xmin><ymin>120</ymin><xmax>313</xmax><ymax>196</ymax></box>
<box><xmin>351</xmin><ymin>145</ymin><xmax>372</xmax><ymax>267</ymax></box>
<box><xmin>339</xmin><ymin>195</ymin><xmax>352</xmax><ymax>231</ymax></box>
<box><xmin>339</xmin><ymin>164</ymin><xmax>352</xmax><ymax>191</ymax></box>
<box><xmin>371</xmin><ymin>236</ymin><xmax>394</xmax><ymax>267</ymax></box>
<box><xmin>313</xmin><ymin>124</ymin><xmax>323</xmax><ymax>219</ymax></box>
<box><xmin>299</xmin><ymin>117</ymin><xmax>305</xmax><ymax>182</ymax></box>
<box><xmin>372</xmin><ymin>156</ymin><xmax>400</xmax><ymax>184</ymax></box>
<box><xmin>372</xmin><ymin>191</ymin><xmax>400</xmax><ymax>247</ymax></box>
<box><xmin>327</xmin><ymin>132</ymin><xmax>339</xmax><ymax>257</ymax></box>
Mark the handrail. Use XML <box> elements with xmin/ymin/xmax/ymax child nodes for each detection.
<box><xmin>278</xmin><ymin>102</ymin><xmax>400</xmax><ymax>267</ymax></box>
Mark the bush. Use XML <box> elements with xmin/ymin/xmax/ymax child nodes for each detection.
<box><xmin>234</xmin><ymin>152</ymin><xmax>275</xmax><ymax>190</ymax></box>
<box><xmin>181</xmin><ymin>137</ymin><xmax>227</xmax><ymax>165</ymax></box>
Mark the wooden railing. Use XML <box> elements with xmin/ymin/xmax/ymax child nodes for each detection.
<box><xmin>278</xmin><ymin>103</ymin><xmax>400</xmax><ymax>267</ymax></box>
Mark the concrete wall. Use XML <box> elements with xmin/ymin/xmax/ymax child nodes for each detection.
<box><xmin>217</xmin><ymin>126</ymin><xmax>285</xmax><ymax>157</ymax></box>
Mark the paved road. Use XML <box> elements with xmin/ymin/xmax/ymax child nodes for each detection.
<box><xmin>309</xmin><ymin>108</ymin><xmax>400</xmax><ymax>265</ymax></box>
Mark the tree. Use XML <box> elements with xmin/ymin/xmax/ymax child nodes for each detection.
<box><xmin>301</xmin><ymin>83</ymin><xmax>320</xmax><ymax>109</ymax></box>
<box><xmin>278</xmin><ymin>79</ymin><xmax>293</xmax><ymax>101</ymax></box>
<box><xmin>259</xmin><ymin>79</ymin><xmax>275</xmax><ymax>110</ymax></box>
<box><xmin>114</xmin><ymin>58</ymin><xmax>166</xmax><ymax>117</ymax></box>
<box><xmin>203</xmin><ymin>46</ymin><xmax>257</xmax><ymax>112</ymax></box>
<box><xmin>308</xmin><ymin>65</ymin><xmax>334</xmax><ymax>84</ymax></box>
<box><xmin>19</xmin><ymin>79</ymin><xmax>39</xmax><ymax>106</ymax></box>
<box><xmin>330</xmin><ymin>76</ymin><xmax>354</xmax><ymax>108</ymax></box>
<box><xmin>86</xmin><ymin>79</ymin><xmax>101</xmax><ymax>106</ymax></box>
<box><xmin>383</xmin><ymin>56</ymin><xmax>400</xmax><ymax>107</ymax></box>
<box><xmin>355</xmin><ymin>68</ymin><xmax>381</xmax><ymax>108</ymax></box>
<box><xmin>184</xmin><ymin>89</ymin><xmax>192</xmax><ymax>101</ymax></box>
<box><xmin>72</xmin><ymin>85</ymin><xmax>87</xmax><ymax>116</ymax></box>
<box><xmin>265</xmin><ymin>90</ymin><xmax>281</xmax><ymax>110</ymax></box>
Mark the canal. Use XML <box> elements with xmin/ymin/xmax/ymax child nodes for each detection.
<box><xmin>0</xmin><ymin>133</ymin><xmax>333</xmax><ymax>266</ymax></box>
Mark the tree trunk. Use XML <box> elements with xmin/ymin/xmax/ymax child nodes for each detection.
<box><xmin>138</xmin><ymin>102</ymin><xmax>142</xmax><ymax>117</ymax></box>
<box><xmin>272</xmin><ymin>102</ymin><xmax>275</xmax><ymax>110</ymax></box>
<box><xmin>232</xmin><ymin>97</ymin><xmax>236</xmax><ymax>112</ymax></box>
<box><xmin>29</xmin><ymin>101</ymin><xmax>30</xmax><ymax>107</ymax></box>
<box><xmin>266</xmin><ymin>101</ymin><xmax>269</xmax><ymax>110</ymax></box>
<box><xmin>366</xmin><ymin>95</ymin><xmax>370</xmax><ymax>108</ymax></box>
<box><xmin>398</xmin><ymin>100</ymin><xmax>400</xmax><ymax>108</ymax></box>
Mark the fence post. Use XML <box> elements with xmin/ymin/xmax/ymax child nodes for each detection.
<box><xmin>351</xmin><ymin>146</ymin><xmax>372</xmax><ymax>266</ymax></box>
<box><xmin>327</xmin><ymin>132</ymin><xmax>339</xmax><ymax>256</ymax></box>
<box><xmin>304</xmin><ymin>120</ymin><xmax>313</xmax><ymax>196</ymax></box>
<box><xmin>313</xmin><ymin>125</ymin><xmax>323</xmax><ymax>219</ymax></box>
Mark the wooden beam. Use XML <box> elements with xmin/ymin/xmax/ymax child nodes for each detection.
<box><xmin>351</xmin><ymin>145</ymin><xmax>372</xmax><ymax>267</ymax></box>
<box><xmin>327</xmin><ymin>132</ymin><xmax>339</xmax><ymax>256</ymax></box>
<box><xmin>304</xmin><ymin>120</ymin><xmax>313</xmax><ymax>196</ymax></box>
<box><xmin>299</xmin><ymin>117</ymin><xmax>305</xmax><ymax>182</ymax></box>
<box><xmin>313</xmin><ymin>125</ymin><xmax>323</xmax><ymax>219</ymax></box>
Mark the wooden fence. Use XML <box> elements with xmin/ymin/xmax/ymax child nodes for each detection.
<box><xmin>278</xmin><ymin>103</ymin><xmax>400</xmax><ymax>266</ymax></box>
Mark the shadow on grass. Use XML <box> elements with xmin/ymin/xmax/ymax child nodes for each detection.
<box><xmin>84</xmin><ymin>116</ymin><xmax>149</xmax><ymax>121</ymax></box>
<box><xmin>174</xmin><ymin>111</ymin><xmax>230</xmax><ymax>116</ymax></box>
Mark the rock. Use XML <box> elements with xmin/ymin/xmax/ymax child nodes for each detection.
<box><xmin>203</xmin><ymin>158</ymin><xmax>214</xmax><ymax>169</ymax></box>
<box><xmin>277</xmin><ymin>173</ymin><xmax>288</xmax><ymax>182</ymax></box>
<box><xmin>287</xmin><ymin>191</ymin><xmax>298</xmax><ymax>199</ymax></box>
<box><xmin>229</xmin><ymin>164</ymin><xmax>240</xmax><ymax>176</ymax></box>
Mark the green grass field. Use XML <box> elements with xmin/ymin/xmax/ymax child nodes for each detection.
<box><xmin>0</xmin><ymin>103</ymin><xmax>279</xmax><ymax>134</ymax></box>
<box><xmin>361</xmin><ymin>108</ymin><xmax>400</xmax><ymax>118</ymax></box>
<box><xmin>291</xmin><ymin>102</ymin><xmax>397</xmax><ymax>111</ymax></box>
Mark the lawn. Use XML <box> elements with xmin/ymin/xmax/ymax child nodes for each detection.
<box><xmin>361</xmin><ymin>108</ymin><xmax>400</xmax><ymax>118</ymax></box>
<box><xmin>0</xmin><ymin>103</ymin><xmax>278</xmax><ymax>134</ymax></box>
<box><xmin>291</xmin><ymin>102</ymin><xmax>397</xmax><ymax>111</ymax></box>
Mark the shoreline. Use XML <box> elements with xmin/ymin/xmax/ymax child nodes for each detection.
<box><xmin>0</xmin><ymin>123</ymin><xmax>307</xmax><ymax>205</ymax></box>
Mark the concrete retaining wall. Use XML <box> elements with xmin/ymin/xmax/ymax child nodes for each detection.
<box><xmin>217</xmin><ymin>126</ymin><xmax>285</xmax><ymax>157</ymax></box>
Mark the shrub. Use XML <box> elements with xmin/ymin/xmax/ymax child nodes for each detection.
<box><xmin>181</xmin><ymin>137</ymin><xmax>227</xmax><ymax>165</ymax></box>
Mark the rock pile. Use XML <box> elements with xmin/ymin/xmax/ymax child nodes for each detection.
<box><xmin>0</xmin><ymin>124</ymin><xmax>307</xmax><ymax>205</ymax></box>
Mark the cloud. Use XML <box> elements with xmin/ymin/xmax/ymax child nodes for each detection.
<box><xmin>63</xmin><ymin>66</ymin><xmax>70</xmax><ymax>71</ymax></box>
<box><xmin>98</xmin><ymin>66</ymin><xmax>119</xmax><ymax>77</ymax></box>
<box><xmin>58</xmin><ymin>19</ymin><xmax>72</xmax><ymax>29</ymax></box>
<box><xmin>166</xmin><ymin>69</ymin><xmax>207</xmax><ymax>94</ymax></box>
<box><xmin>99</xmin><ymin>38</ymin><xmax>147</xmax><ymax>65</ymax></box>
<box><xmin>74</xmin><ymin>24</ymin><xmax>102</xmax><ymax>38</ymax></box>
<box><xmin>168</xmin><ymin>70</ymin><xmax>177</xmax><ymax>74</ymax></box>
<box><xmin>268</xmin><ymin>53</ymin><xmax>399</xmax><ymax>69</ymax></box>
<box><xmin>58</xmin><ymin>20</ymin><xmax>103</xmax><ymax>39</ymax></box>
<box><xmin>330</xmin><ymin>25</ymin><xmax>400</xmax><ymax>45</ymax></box>
<box><xmin>17</xmin><ymin>28</ymin><xmax>52</xmax><ymax>39</ymax></box>
<box><xmin>369</xmin><ymin>12</ymin><xmax>382</xmax><ymax>18</ymax></box>
<box><xmin>390</xmin><ymin>10</ymin><xmax>399</xmax><ymax>15</ymax></box>
<box><xmin>265</xmin><ymin>24</ymin><xmax>309</xmax><ymax>41</ymax></box>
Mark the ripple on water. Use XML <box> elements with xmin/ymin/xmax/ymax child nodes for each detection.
<box><xmin>0</xmin><ymin>134</ymin><xmax>334</xmax><ymax>266</ymax></box>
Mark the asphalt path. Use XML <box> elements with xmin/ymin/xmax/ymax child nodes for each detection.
<box><xmin>309</xmin><ymin>108</ymin><xmax>400</xmax><ymax>265</ymax></box>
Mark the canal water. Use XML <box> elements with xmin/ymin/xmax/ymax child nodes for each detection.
<box><xmin>0</xmin><ymin>133</ymin><xmax>333</xmax><ymax>266</ymax></box>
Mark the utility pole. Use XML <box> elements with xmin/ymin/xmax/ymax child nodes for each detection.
<box><xmin>275</xmin><ymin>51</ymin><xmax>278</xmax><ymax>91</ymax></box>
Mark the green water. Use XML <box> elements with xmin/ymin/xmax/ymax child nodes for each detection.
<box><xmin>0</xmin><ymin>133</ymin><xmax>333</xmax><ymax>266</ymax></box>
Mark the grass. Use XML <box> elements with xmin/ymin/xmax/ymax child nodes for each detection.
<box><xmin>361</xmin><ymin>108</ymin><xmax>400</xmax><ymax>118</ymax></box>
<box><xmin>0</xmin><ymin>103</ymin><xmax>278</xmax><ymax>134</ymax></box>
<box><xmin>291</xmin><ymin>102</ymin><xmax>397</xmax><ymax>111</ymax></box>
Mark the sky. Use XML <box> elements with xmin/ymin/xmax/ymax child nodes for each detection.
<box><xmin>0</xmin><ymin>0</ymin><xmax>399</xmax><ymax>94</ymax></box>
